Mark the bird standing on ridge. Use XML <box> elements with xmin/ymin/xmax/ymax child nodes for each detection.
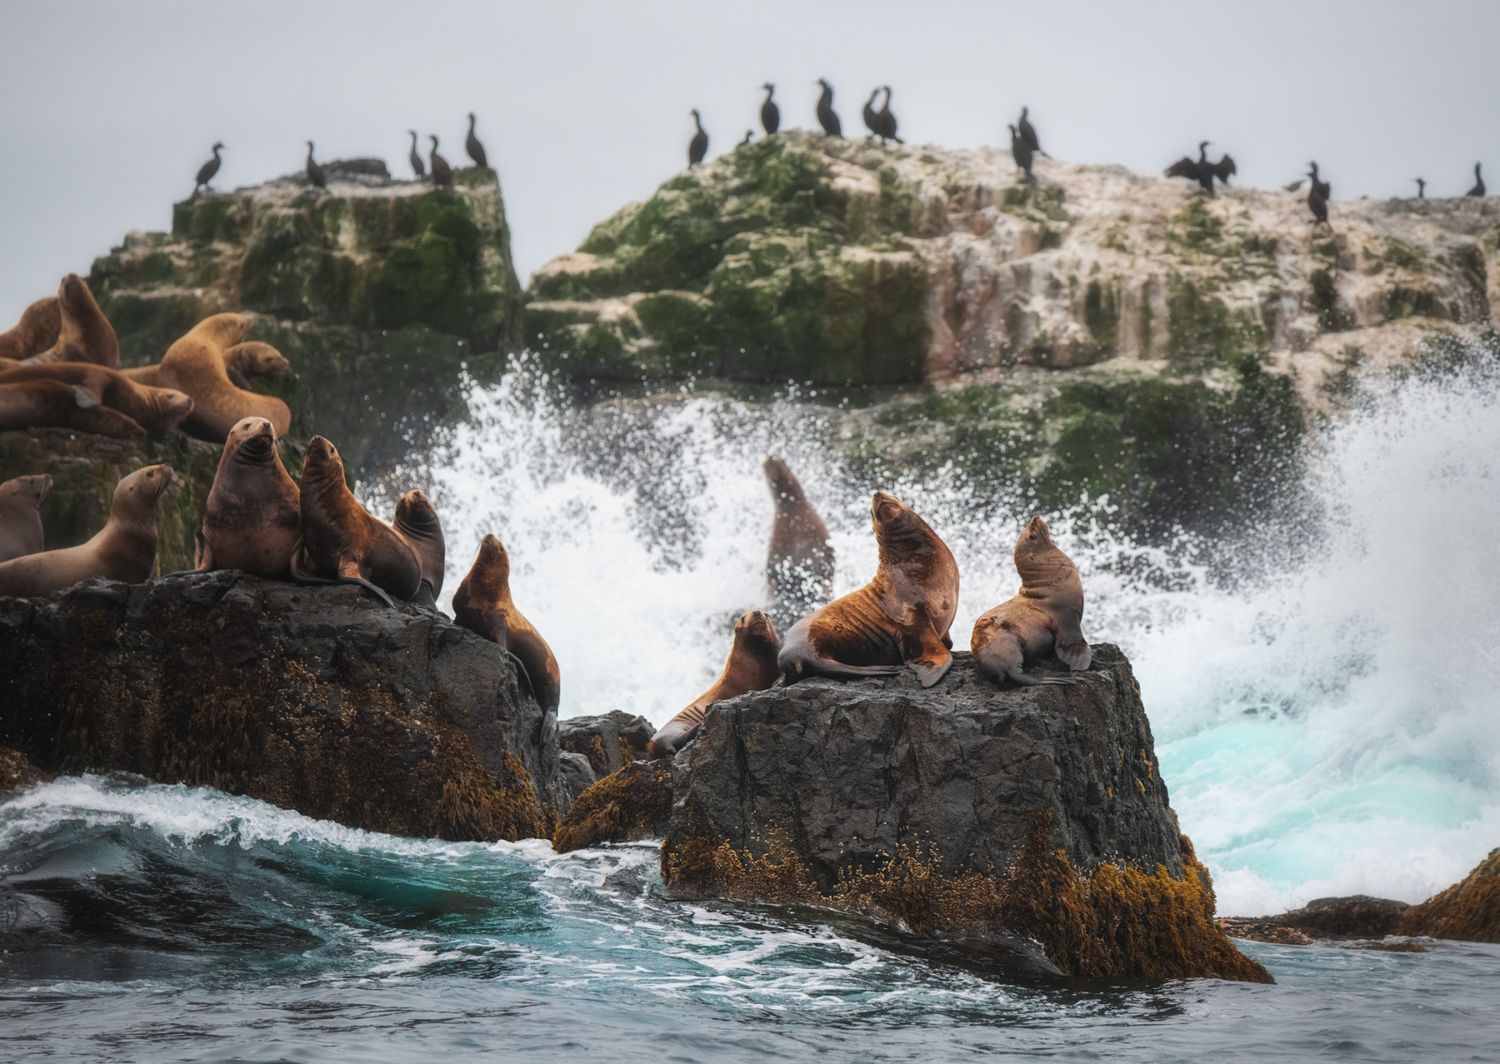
<box><xmin>1307</xmin><ymin>164</ymin><xmax>1330</xmax><ymax>227</ymax></box>
<box><xmin>1165</xmin><ymin>141</ymin><xmax>1210</xmax><ymax>193</ymax></box>
<box><xmin>305</xmin><ymin>141</ymin><xmax>326</xmax><ymax>190</ymax></box>
<box><xmin>466</xmin><ymin>113</ymin><xmax>488</xmax><ymax>169</ymax></box>
<box><xmin>878</xmin><ymin>87</ymin><xmax>903</xmax><ymax>145</ymax></box>
<box><xmin>194</xmin><ymin>142</ymin><xmax>223</xmax><ymax>195</ymax></box>
<box><xmin>688</xmin><ymin>109</ymin><xmax>709</xmax><ymax>167</ymax></box>
<box><xmin>1307</xmin><ymin>161</ymin><xmax>1330</xmax><ymax>200</ymax></box>
<box><xmin>429</xmin><ymin>135</ymin><xmax>452</xmax><ymax>189</ymax></box>
<box><xmin>407</xmin><ymin>131</ymin><xmax>426</xmax><ymax>178</ymax></box>
<box><xmin>1415</xmin><ymin>177</ymin><xmax>1426</xmax><ymax>199</ymax></box>
<box><xmin>1010</xmin><ymin>123</ymin><xmax>1034</xmax><ymax>182</ymax></box>
<box><xmin>761</xmin><ymin>83</ymin><xmax>779</xmax><ymax>135</ymax></box>
<box><xmin>1468</xmin><ymin>163</ymin><xmax>1486</xmax><ymax>197</ymax></box>
<box><xmin>816</xmin><ymin>79</ymin><xmax>842</xmax><ymax>137</ymax></box>
<box><xmin>741</xmin><ymin>130</ymin><xmax>754</xmax><ymax>147</ymax></box>
<box><xmin>1018</xmin><ymin>107</ymin><xmax>1048</xmax><ymax>158</ymax></box>
<box><xmin>862</xmin><ymin>88</ymin><xmax>883</xmax><ymax>142</ymax></box>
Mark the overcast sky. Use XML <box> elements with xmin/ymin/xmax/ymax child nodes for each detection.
<box><xmin>2</xmin><ymin>0</ymin><xmax>1496</xmax><ymax>321</ymax></box>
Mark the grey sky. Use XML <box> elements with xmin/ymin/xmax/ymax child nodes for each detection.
<box><xmin>2</xmin><ymin>0</ymin><xmax>1496</xmax><ymax>323</ymax></box>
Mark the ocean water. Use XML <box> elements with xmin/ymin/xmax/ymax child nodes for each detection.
<box><xmin>3</xmin><ymin>355</ymin><xmax>1499</xmax><ymax>1060</ymax></box>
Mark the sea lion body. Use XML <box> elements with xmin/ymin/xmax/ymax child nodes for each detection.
<box><xmin>0</xmin><ymin>363</ymin><xmax>193</xmax><ymax>431</ymax></box>
<box><xmin>0</xmin><ymin>380</ymin><xmax>144</xmax><ymax>438</ymax></box>
<box><xmin>0</xmin><ymin>474</ymin><xmax>51</xmax><ymax>563</ymax></box>
<box><xmin>0</xmin><ymin>464</ymin><xmax>174</xmax><ymax>596</ymax></box>
<box><xmin>779</xmin><ymin>491</ymin><xmax>958</xmax><ymax>688</ymax></box>
<box><xmin>648</xmin><ymin>609</ymin><xmax>780</xmax><ymax>758</ymax></box>
<box><xmin>970</xmin><ymin>516</ymin><xmax>1091</xmax><ymax>686</ymax></box>
<box><xmin>391</xmin><ymin>490</ymin><xmax>445</xmax><ymax>608</ymax></box>
<box><xmin>121</xmin><ymin>336</ymin><xmax>288</xmax><ymax>390</ymax></box>
<box><xmin>763</xmin><ymin>456</ymin><xmax>834</xmax><ymax>626</ymax></box>
<box><xmin>198</xmin><ymin>417</ymin><xmax>300</xmax><ymax>578</ymax></box>
<box><xmin>160</xmin><ymin>326</ymin><xmax>291</xmax><ymax>442</ymax></box>
<box><xmin>0</xmin><ymin>296</ymin><xmax>61</xmax><ymax>360</ymax></box>
<box><xmin>452</xmin><ymin>534</ymin><xmax>561</xmax><ymax>713</ymax></box>
<box><xmin>27</xmin><ymin>275</ymin><xmax>118</xmax><ymax>368</ymax></box>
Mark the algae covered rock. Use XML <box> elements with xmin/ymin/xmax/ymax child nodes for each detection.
<box><xmin>1402</xmin><ymin>848</ymin><xmax>1500</xmax><ymax>943</ymax></box>
<box><xmin>559</xmin><ymin>711</ymin><xmax>657</xmax><ymax>778</ymax></box>
<box><xmin>553</xmin><ymin>759</ymin><xmax>674</xmax><ymax>853</ymax></box>
<box><xmin>659</xmin><ymin>646</ymin><xmax>1269</xmax><ymax>982</ymax></box>
<box><xmin>0</xmin><ymin>747</ymin><xmax>48</xmax><ymax>791</ymax></box>
<box><xmin>0</xmin><ymin>571</ymin><xmax>557</xmax><ymax>842</ymax></box>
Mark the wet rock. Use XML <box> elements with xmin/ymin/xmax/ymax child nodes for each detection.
<box><xmin>556</xmin><ymin>751</ymin><xmax>597</xmax><ymax>815</ymax></box>
<box><xmin>553</xmin><ymin>760</ymin><xmax>673</xmax><ymax>854</ymax></box>
<box><xmin>0</xmin><ymin>747</ymin><xmax>47</xmax><ymax>791</ymax></box>
<box><xmin>559</xmin><ymin>711</ymin><xmax>656</xmax><ymax>777</ymax></box>
<box><xmin>1402</xmin><ymin>848</ymin><xmax>1500</xmax><ymax>943</ymax></box>
<box><xmin>1219</xmin><ymin>895</ymin><xmax>1411</xmax><ymax>945</ymax></box>
<box><xmin>0</xmin><ymin>571</ymin><xmax>557</xmax><ymax>841</ymax></box>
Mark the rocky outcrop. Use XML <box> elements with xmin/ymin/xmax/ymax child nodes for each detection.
<box><xmin>0</xmin><ymin>747</ymin><xmax>47</xmax><ymax>791</ymax></box>
<box><xmin>529</xmin><ymin>132</ymin><xmax>1499</xmax><ymax>401</ymax></box>
<box><xmin>553</xmin><ymin>759</ymin><xmax>674</xmax><ymax>853</ymax></box>
<box><xmin>89</xmin><ymin>161</ymin><xmax>523</xmax><ymax>477</ymax></box>
<box><xmin>659</xmin><ymin>647</ymin><xmax>1269</xmax><ymax>982</ymax></box>
<box><xmin>1219</xmin><ymin>895</ymin><xmax>1412</xmax><ymax>945</ymax></box>
<box><xmin>1402</xmin><ymin>848</ymin><xmax>1500</xmax><ymax>943</ymax></box>
<box><xmin>559</xmin><ymin>711</ymin><xmax>656</xmax><ymax>777</ymax></box>
<box><xmin>0</xmin><ymin>571</ymin><xmax>557</xmax><ymax>841</ymax></box>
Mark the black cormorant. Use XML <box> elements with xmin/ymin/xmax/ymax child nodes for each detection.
<box><xmin>1165</xmin><ymin>141</ymin><xmax>1211</xmax><ymax>193</ymax></box>
<box><xmin>1307</xmin><ymin>161</ymin><xmax>1330</xmax><ymax>200</ymax></box>
<box><xmin>1415</xmin><ymin>177</ymin><xmax>1426</xmax><ymax>199</ymax></box>
<box><xmin>1210</xmin><ymin>153</ymin><xmax>1237</xmax><ymax>189</ymax></box>
<box><xmin>466</xmin><ymin>113</ymin><xmax>488</xmax><ymax>169</ymax></box>
<box><xmin>878</xmin><ymin>87</ymin><xmax>903</xmax><ymax>145</ymax></box>
<box><xmin>761</xmin><ymin>83</ymin><xmax>779</xmax><ymax>135</ymax></box>
<box><xmin>688</xmin><ymin>110</ymin><xmax>708</xmax><ymax>167</ymax></box>
<box><xmin>1307</xmin><ymin>167</ymin><xmax>1329</xmax><ymax>226</ymax></box>
<box><xmin>863</xmin><ymin>88</ymin><xmax>883</xmax><ymax>141</ymax></box>
<box><xmin>1468</xmin><ymin>163</ymin><xmax>1486</xmax><ymax>197</ymax></box>
<box><xmin>816</xmin><ymin>79</ymin><xmax>842</xmax><ymax>137</ymax></box>
<box><xmin>741</xmin><ymin>130</ymin><xmax>754</xmax><ymax>147</ymax></box>
<box><xmin>1009</xmin><ymin>123</ymin><xmax>1033</xmax><ymax>182</ymax></box>
<box><xmin>1018</xmin><ymin>107</ymin><xmax>1049</xmax><ymax>158</ymax></box>
<box><xmin>305</xmin><ymin>141</ymin><xmax>326</xmax><ymax>190</ymax></box>
<box><xmin>194</xmin><ymin>142</ymin><xmax>223</xmax><ymax>194</ymax></box>
<box><xmin>407</xmin><ymin>130</ymin><xmax>425</xmax><ymax>178</ymax></box>
<box><xmin>429</xmin><ymin>135</ymin><xmax>452</xmax><ymax>189</ymax></box>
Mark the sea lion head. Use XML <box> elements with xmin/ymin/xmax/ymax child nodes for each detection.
<box><xmin>395</xmin><ymin>489</ymin><xmax>440</xmax><ymax>535</ymax></box>
<box><xmin>115</xmin><ymin>464</ymin><xmax>177</xmax><ymax>512</ymax></box>
<box><xmin>192</xmin><ymin>312</ymin><xmax>252</xmax><ymax>349</ymax></box>
<box><xmin>466</xmin><ymin>533</ymin><xmax>511</xmax><ymax>598</ymax></box>
<box><xmin>147</xmin><ymin>385</ymin><xmax>194</xmax><ymax>426</ymax></box>
<box><xmin>57</xmin><ymin>273</ymin><xmax>92</xmax><ymax>310</ymax></box>
<box><xmin>1</xmin><ymin>474</ymin><xmax>51</xmax><ymax>508</ymax></box>
<box><xmin>1014</xmin><ymin>516</ymin><xmax>1072</xmax><ymax>582</ymax></box>
<box><xmin>300</xmin><ymin>435</ymin><xmax>344</xmax><ymax>484</ymax></box>
<box><xmin>732</xmin><ymin>608</ymin><xmax>781</xmax><ymax>658</ymax></box>
<box><xmin>762</xmin><ymin>455</ymin><xmax>805</xmax><ymax>504</ymax></box>
<box><xmin>232</xmin><ymin>342</ymin><xmax>291</xmax><ymax>376</ymax></box>
<box><xmin>226</xmin><ymin>416</ymin><xmax>277</xmax><ymax>462</ymax></box>
<box><xmin>870</xmin><ymin>491</ymin><xmax>933</xmax><ymax>557</ymax></box>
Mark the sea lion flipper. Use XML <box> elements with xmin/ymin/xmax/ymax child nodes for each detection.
<box><xmin>1054</xmin><ymin>614</ymin><xmax>1092</xmax><ymax>671</ymax></box>
<box><xmin>903</xmin><ymin>610</ymin><xmax>954</xmax><ymax>687</ymax></box>
<box><xmin>908</xmin><ymin>651</ymin><xmax>953</xmax><ymax>688</ymax></box>
<box><xmin>70</xmin><ymin>384</ymin><xmax>100</xmax><ymax>409</ymax></box>
<box><xmin>195</xmin><ymin>530</ymin><xmax>213</xmax><ymax>572</ymax></box>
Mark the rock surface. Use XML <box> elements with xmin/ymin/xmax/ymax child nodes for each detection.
<box><xmin>660</xmin><ymin>647</ymin><xmax>1269</xmax><ymax>982</ymax></box>
<box><xmin>559</xmin><ymin>711</ymin><xmax>657</xmax><ymax>778</ymax></box>
<box><xmin>553</xmin><ymin>759</ymin><xmax>674</xmax><ymax>853</ymax></box>
<box><xmin>0</xmin><ymin>571</ymin><xmax>557</xmax><ymax>841</ymax></box>
<box><xmin>0</xmin><ymin>747</ymin><xmax>47</xmax><ymax>791</ymax></box>
<box><xmin>1401</xmin><ymin>848</ymin><xmax>1500</xmax><ymax>943</ymax></box>
<box><xmin>1219</xmin><ymin>895</ymin><xmax>1411</xmax><ymax>945</ymax></box>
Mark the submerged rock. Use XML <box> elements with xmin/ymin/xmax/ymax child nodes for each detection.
<box><xmin>558</xmin><ymin>711</ymin><xmax>656</xmax><ymax>777</ymax></box>
<box><xmin>1220</xmin><ymin>895</ymin><xmax>1411</xmax><ymax>945</ymax></box>
<box><xmin>659</xmin><ymin>647</ymin><xmax>1270</xmax><ymax>982</ymax></box>
<box><xmin>1402</xmin><ymin>848</ymin><xmax>1500</xmax><ymax>943</ymax></box>
<box><xmin>0</xmin><ymin>571</ymin><xmax>557</xmax><ymax>841</ymax></box>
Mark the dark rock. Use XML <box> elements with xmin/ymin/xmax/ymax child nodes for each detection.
<box><xmin>559</xmin><ymin>711</ymin><xmax>656</xmax><ymax>778</ymax></box>
<box><xmin>0</xmin><ymin>571</ymin><xmax>557</xmax><ymax>841</ymax></box>
<box><xmin>0</xmin><ymin>747</ymin><xmax>47</xmax><ymax>791</ymax></box>
<box><xmin>1402</xmin><ymin>848</ymin><xmax>1500</xmax><ymax>943</ymax></box>
<box><xmin>1218</xmin><ymin>895</ymin><xmax>1411</xmax><ymax>945</ymax></box>
<box><xmin>553</xmin><ymin>760</ymin><xmax>674</xmax><ymax>854</ymax></box>
<box><xmin>659</xmin><ymin>647</ymin><xmax>1269</xmax><ymax>982</ymax></box>
<box><xmin>556</xmin><ymin>751</ymin><xmax>597</xmax><ymax>815</ymax></box>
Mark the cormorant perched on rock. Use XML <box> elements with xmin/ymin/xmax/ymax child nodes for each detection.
<box><xmin>688</xmin><ymin>110</ymin><xmax>708</xmax><ymax>167</ymax></box>
<box><xmin>816</xmin><ymin>79</ymin><xmax>842</xmax><ymax>137</ymax></box>
<box><xmin>1307</xmin><ymin>161</ymin><xmax>1330</xmax><ymax>200</ymax></box>
<box><xmin>741</xmin><ymin>130</ymin><xmax>754</xmax><ymax>147</ymax></box>
<box><xmin>407</xmin><ymin>131</ymin><xmax>426</xmax><ymax>178</ymax></box>
<box><xmin>1307</xmin><ymin>166</ymin><xmax>1330</xmax><ymax>226</ymax></box>
<box><xmin>466</xmin><ymin>112</ymin><xmax>488</xmax><ymax>169</ymax></box>
<box><xmin>1415</xmin><ymin>177</ymin><xmax>1426</xmax><ymax>199</ymax></box>
<box><xmin>429</xmin><ymin>135</ymin><xmax>452</xmax><ymax>189</ymax></box>
<box><xmin>863</xmin><ymin>89</ymin><xmax>883</xmax><ymax>141</ymax></box>
<box><xmin>194</xmin><ymin>142</ymin><xmax>223</xmax><ymax>195</ymax></box>
<box><xmin>1165</xmin><ymin>141</ymin><xmax>1211</xmax><ymax>192</ymax></box>
<box><xmin>1018</xmin><ymin>107</ymin><xmax>1049</xmax><ymax>158</ymax></box>
<box><xmin>305</xmin><ymin>141</ymin><xmax>326</xmax><ymax>190</ymax></box>
<box><xmin>1009</xmin><ymin>123</ymin><xmax>1033</xmax><ymax>182</ymax></box>
<box><xmin>761</xmin><ymin>83</ymin><xmax>779</xmax><ymax>135</ymax></box>
<box><xmin>1468</xmin><ymin>162</ymin><xmax>1486</xmax><ymax>197</ymax></box>
<box><xmin>878</xmin><ymin>87</ymin><xmax>903</xmax><ymax>145</ymax></box>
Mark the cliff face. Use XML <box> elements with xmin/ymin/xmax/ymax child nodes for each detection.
<box><xmin>89</xmin><ymin>160</ymin><xmax>523</xmax><ymax>477</ymax></box>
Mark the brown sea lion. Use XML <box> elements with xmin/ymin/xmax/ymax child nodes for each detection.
<box><xmin>160</xmin><ymin>336</ymin><xmax>292</xmax><ymax>443</ymax></box>
<box><xmin>452</xmin><ymin>534</ymin><xmax>561</xmax><ymax>713</ymax></box>
<box><xmin>27</xmin><ymin>275</ymin><xmax>118</xmax><ymax>368</ymax></box>
<box><xmin>778</xmin><ymin>491</ymin><xmax>959</xmax><ymax>688</ymax></box>
<box><xmin>294</xmin><ymin>435</ymin><xmax>420</xmax><ymax>606</ymax></box>
<box><xmin>0</xmin><ymin>363</ymin><xmax>193</xmax><ymax>431</ymax></box>
<box><xmin>197</xmin><ymin>417</ymin><xmax>300</xmax><ymax>578</ymax></box>
<box><xmin>970</xmin><ymin>516</ymin><xmax>1092</xmax><ymax>686</ymax></box>
<box><xmin>0</xmin><ymin>474</ymin><xmax>51</xmax><ymax>563</ymax></box>
<box><xmin>0</xmin><ymin>296</ymin><xmax>61</xmax><ymax>360</ymax></box>
<box><xmin>648</xmin><ymin>609</ymin><xmax>781</xmax><ymax>758</ymax></box>
<box><xmin>121</xmin><ymin>337</ymin><xmax>287</xmax><ymax>390</ymax></box>
<box><xmin>0</xmin><ymin>464</ymin><xmax>175</xmax><ymax>596</ymax></box>
<box><xmin>0</xmin><ymin>380</ymin><xmax>144</xmax><ymax>438</ymax></box>
<box><xmin>391</xmin><ymin>490</ymin><xmax>445</xmax><ymax>608</ymax></box>
<box><xmin>764</xmin><ymin>456</ymin><xmax>834</xmax><ymax>625</ymax></box>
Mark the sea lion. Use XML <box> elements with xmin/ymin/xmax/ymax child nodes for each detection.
<box><xmin>0</xmin><ymin>474</ymin><xmax>51</xmax><ymax>563</ymax></box>
<box><xmin>970</xmin><ymin>516</ymin><xmax>1092</xmax><ymax>686</ymax></box>
<box><xmin>294</xmin><ymin>435</ymin><xmax>420</xmax><ymax>605</ymax></box>
<box><xmin>391</xmin><ymin>490</ymin><xmax>445</xmax><ymax>608</ymax></box>
<box><xmin>0</xmin><ymin>464</ymin><xmax>175</xmax><ymax>596</ymax></box>
<box><xmin>647</xmin><ymin>609</ymin><xmax>780</xmax><ymax>758</ymax></box>
<box><xmin>0</xmin><ymin>296</ymin><xmax>61</xmax><ymax>360</ymax></box>
<box><xmin>27</xmin><ymin>275</ymin><xmax>118</xmax><ymax>368</ymax></box>
<box><xmin>121</xmin><ymin>337</ymin><xmax>288</xmax><ymax>390</ymax></box>
<box><xmin>0</xmin><ymin>380</ymin><xmax>144</xmax><ymax>438</ymax></box>
<box><xmin>159</xmin><ymin>332</ymin><xmax>291</xmax><ymax>442</ymax></box>
<box><xmin>452</xmin><ymin>534</ymin><xmax>561</xmax><ymax>713</ymax></box>
<box><xmin>197</xmin><ymin>417</ymin><xmax>300</xmax><ymax>578</ymax></box>
<box><xmin>0</xmin><ymin>363</ymin><xmax>193</xmax><ymax>431</ymax></box>
<box><xmin>763</xmin><ymin>456</ymin><xmax>834</xmax><ymax>624</ymax></box>
<box><xmin>778</xmin><ymin>491</ymin><xmax>958</xmax><ymax>688</ymax></box>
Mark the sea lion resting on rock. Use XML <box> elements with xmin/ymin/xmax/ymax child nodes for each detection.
<box><xmin>25</xmin><ymin>275</ymin><xmax>118</xmax><ymax>368</ymax></box>
<box><xmin>124</xmin><ymin>339</ymin><xmax>290</xmax><ymax>390</ymax></box>
<box><xmin>0</xmin><ymin>380</ymin><xmax>145</xmax><ymax>438</ymax></box>
<box><xmin>779</xmin><ymin>491</ymin><xmax>958</xmax><ymax>688</ymax></box>
<box><xmin>452</xmin><ymin>534</ymin><xmax>561</xmax><ymax>713</ymax></box>
<box><xmin>648</xmin><ymin>609</ymin><xmax>780</xmax><ymax>758</ymax></box>
<box><xmin>197</xmin><ymin>417</ymin><xmax>300</xmax><ymax>578</ymax></box>
<box><xmin>0</xmin><ymin>296</ymin><xmax>60</xmax><ymax>360</ymax></box>
<box><xmin>294</xmin><ymin>435</ymin><xmax>420</xmax><ymax>606</ymax></box>
<box><xmin>0</xmin><ymin>474</ymin><xmax>51</xmax><ymax>563</ymax></box>
<box><xmin>391</xmin><ymin>490</ymin><xmax>444</xmax><ymax>608</ymax></box>
<box><xmin>970</xmin><ymin>516</ymin><xmax>1092</xmax><ymax>686</ymax></box>
<box><xmin>156</xmin><ymin>315</ymin><xmax>290</xmax><ymax>442</ymax></box>
<box><xmin>764</xmin><ymin>456</ymin><xmax>834</xmax><ymax>626</ymax></box>
<box><xmin>0</xmin><ymin>464</ymin><xmax>174</xmax><ymax>597</ymax></box>
<box><xmin>0</xmin><ymin>363</ymin><xmax>193</xmax><ymax>431</ymax></box>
